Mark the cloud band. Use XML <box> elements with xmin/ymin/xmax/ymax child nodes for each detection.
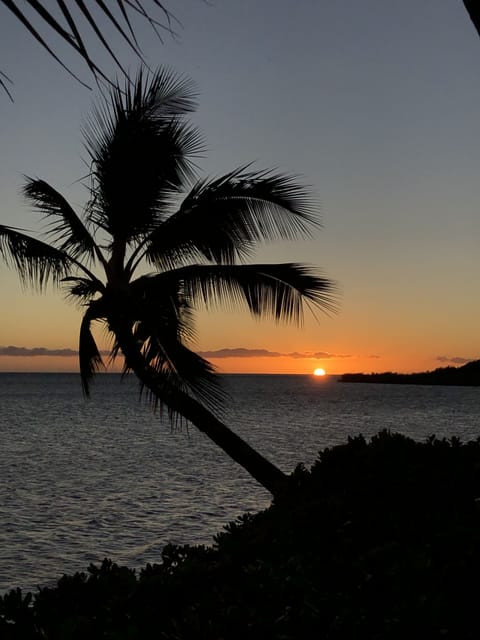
<box><xmin>436</xmin><ymin>356</ymin><xmax>475</xmax><ymax>365</ymax></box>
<box><xmin>0</xmin><ymin>346</ymin><xmax>79</xmax><ymax>357</ymax></box>
<box><xmin>198</xmin><ymin>348</ymin><xmax>351</xmax><ymax>359</ymax></box>
<box><xmin>1</xmin><ymin>345</ymin><xmax>360</xmax><ymax>361</ymax></box>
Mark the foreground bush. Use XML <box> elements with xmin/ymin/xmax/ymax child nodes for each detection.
<box><xmin>2</xmin><ymin>430</ymin><xmax>480</xmax><ymax>638</ymax></box>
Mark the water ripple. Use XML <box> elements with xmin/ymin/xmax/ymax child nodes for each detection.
<box><xmin>1</xmin><ymin>373</ymin><xmax>479</xmax><ymax>593</ymax></box>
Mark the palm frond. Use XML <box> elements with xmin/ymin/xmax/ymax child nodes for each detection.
<box><xmin>109</xmin><ymin>324</ymin><xmax>224</xmax><ymax>424</ymax></box>
<box><xmin>0</xmin><ymin>69</ymin><xmax>13</xmax><ymax>101</ymax></box>
<box><xmin>79</xmin><ymin>310</ymin><xmax>105</xmax><ymax>395</ymax></box>
<box><xmin>23</xmin><ymin>178</ymin><xmax>101</xmax><ymax>264</ymax></box>
<box><xmin>126</xmin><ymin>3</ymin><xmax>180</xmax><ymax>47</ymax></box>
<box><xmin>130</xmin><ymin>274</ymin><xmax>197</xmax><ymax>343</ymax></box>
<box><xmin>144</xmin><ymin>263</ymin><xmax>338</xmax><ymax>325</ymax></box>
<box><xmin>464</xmin><ymin>0</ymin><xmax>480</xmax><ymax>37</ymax></box>
<box><xmin>123</xmin><ymin>66</ymin><xmax>198</xmax><ymax>117</ymax></box>
<box><xmin>82</xmin><ymin>69</ymin><xmax>202</xmax><ymax>242</ymax></box>
<box><xmin>62</xmin><ymin>276</ymin><xmax>105</xmax><ymax>303</ymax></box>
<box><xmin>0</xmin><ymin>1</ymin><xmax>178</xmax><ymax>95</ymax></box>
<box><xmin>61</xmin><ymin>0</ymin><xmax>142</xmax><ymax>77</ymax></box>
<box><xmin>83</xmin><ymin>68</ymin><xmax>198</xmax><ymax>153</ymax></box>
<box><xmin>29</xmin><ymin>0</ymin><xmax>113</xmax><ymax>82</ymax></box>
<box><xmin>100</xmin><ymin>274</ymin><xmax>224</xmax><ymax>410</ymax></box>
<box><xmin>144</xmin><ymin>168</ymin><xmax>319</xmax><ymax>268</ymax></box>
<box><xmin>1</xmin><ymin>0</ymin><xmax>92</xmax><ymax>90</ymax></box>
<box><xmin>0</xmin><ymin>224</ymin><xmax>71</xmax><ymax>290</ymax></box>
<box><xmin>133</xmin><ymin>325</ymin><xmax>225</xmax><ymax>412</ymax></box>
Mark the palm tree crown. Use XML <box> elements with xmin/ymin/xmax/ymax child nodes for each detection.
<box><xmin>0</xmin><ymin>68</ymin><xmax>336</xmax><ymax>495</ymax></box>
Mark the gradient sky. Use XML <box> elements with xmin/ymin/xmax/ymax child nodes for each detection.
<box><xmin>0</xmin><ymin>0</ymin><xmax>479</xmax><ymax>375</ymax></box>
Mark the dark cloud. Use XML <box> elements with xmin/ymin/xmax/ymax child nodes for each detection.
<box><xmin>436</xmin><ymin>356</ymin><xmax>475</xmax><ymax>365</ymax></box>
<box><xmin>313</xmin><ymin>351</ymin><xmax>351</xmax><ymax>359</ymax></box>
<box><xmin>198</xmin><ymin>348</ymin><xmax>283</xmax><ymax>359</ymax></box>
<box><xmin>198</xmin><ymin>348</ymin><xmax>351</xmax><ymax>360</ymax></box>
<box><xmin>0</xmin><ymin>345</ymin><xmax>79</xmax><ymax>357</ymax></box>
<box><xmin>1</xmin><ymin>345</ymin><xmax>356</xmax><ymax>361</ymax></box>
<box><xmin>287</xmin><ymin>351</ymin><xmax>351</xmax><ymax>359</ymax></box>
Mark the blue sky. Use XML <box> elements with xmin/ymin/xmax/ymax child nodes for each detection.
<box><xmin>0</xmin><ymin>1</ymin><xmax>479</xmax><ymax>373</ymax></box>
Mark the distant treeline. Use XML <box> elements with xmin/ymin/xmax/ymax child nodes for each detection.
<box><xmin>340</xmin><ymin>359</ymin><xmax>480</xmax><ymax>386</ymax></box>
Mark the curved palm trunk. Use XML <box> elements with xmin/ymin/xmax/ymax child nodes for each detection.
<box><xmin>111</xmin><ymin>319</ymin><xmax>290</xmax><ymax>497</ymax></box>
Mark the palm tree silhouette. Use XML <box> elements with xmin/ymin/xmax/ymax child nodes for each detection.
<box><xmin>0</xmin><ymin>69</ymin><xmax>336</xmax><ymax>496</ymax></box>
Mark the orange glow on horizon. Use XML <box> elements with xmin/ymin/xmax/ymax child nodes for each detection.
<box><xmin>0</xmin><ymin>352</ymin><xmax>461</xmax><ymax>376</ymax></box>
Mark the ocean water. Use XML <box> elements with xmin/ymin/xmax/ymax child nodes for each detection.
<box><xmin>0</xmin><ymin>372</ymin><xmax>479</xmax><ymax>594</ymax></box>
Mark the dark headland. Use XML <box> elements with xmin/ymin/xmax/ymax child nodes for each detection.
<box><xmin>340</xmin><ymin>359</ymin><xmax>480</xmax><ymax>386</ymax></box>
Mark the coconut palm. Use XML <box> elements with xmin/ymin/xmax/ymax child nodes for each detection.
<box><xmin>0</xmin><ymin>68</ymin><xmax>336</xmax><ymax>496</ymax></box>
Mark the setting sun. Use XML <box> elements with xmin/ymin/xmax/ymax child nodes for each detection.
<box><xmin>313</xmin><ymin>368</ymin><xmax>326</xmax><ymax>376</ymax></box>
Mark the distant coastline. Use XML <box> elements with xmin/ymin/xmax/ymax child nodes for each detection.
<box><xmin>340</xmin><ymin>360</ymin><xmax>480</xmax><ymax>386</ymax></box>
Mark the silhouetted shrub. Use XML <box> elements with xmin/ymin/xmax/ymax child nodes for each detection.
<box><xmin>3</xmin><ymin>430</ymin><xmax>480</xmax><ymax>638</ymax></box>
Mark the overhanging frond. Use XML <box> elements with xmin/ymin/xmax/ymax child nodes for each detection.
<box><xmin>144</xmin><ymin>168</ymin><xmax>319</xmax><ymax>268</ymax></box>
<box><xmin>0</xmin><ymin>224</ymin><xmax>71</xmax><ymax>290</ymax></box>
<box><xmin>79</xmin><ymin>309</ymin><xmax>105</xmax><ymax>396</ymax></box>
<box><xmin>464</xmin><ymin>0</ymin><xmax>480</xmax><ymax>37</ymax></box>
<box><xmin>1</xmin><ymin>1</ymin><xmax>178</xmax><ymax>95</ymax></box>
<box><xmin>23</xmin><ymin>177</ymin><xmax>101</xmax><ymax>264</ymax></box>
<box><xmin>0</xmin><ymin>69</ymin><xmax>13</xmax><ymax>101</ymax></box>
<box><xmin>143</xmin><ymin>263</ymin><xmax>338</xmax><ymax>325</ymax></box>
<box><xmin>1</xmin><ymin>0</ymin><xmax>93</xmax><ymax>90</ymax></box>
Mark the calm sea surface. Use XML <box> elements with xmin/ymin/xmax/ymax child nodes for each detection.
<box><xmin>0</xmin><ymin>372</ymin><xmax>479</xmax><ymax>593</ymax></box>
